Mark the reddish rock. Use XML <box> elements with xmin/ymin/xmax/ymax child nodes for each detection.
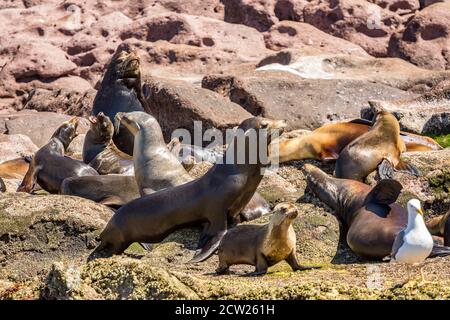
<box><xmin>274</xmin><ymin>0</ymin><xmax>306</xmax><ymax>21</ymax></box>
<box><xmin>143</xmin><ymin>77</ymin><xmax>252</xmax><ymax>141</ymax></box>
<box><xmin>302</xmin><ymin>0</ymin><xmax>403</xmax><ymax>57</ymax></box>
<box><xmin>264</xmin><ymin>20</ymin><xmax>369</xmax><ymax>56</ymax></box>
<box><xmin>367</xmin><ymin>0</ymin><xmax>419</xmax><ymax>15</ymax></box>
<box><xmin>143</xmin><ymin>0</ymin><xmax>225</xmax><ymax>20</ymax></box>
<box><xmin>202</xmin><ymin>70</ymin><xmax>417</xmax><ymax>131</ymax></box>
<box><xmin>3</xmin><ymin>111</ymin><xmax>90</xmax><ymax>147</ymax></box>
<box><xmin>221</xmin><ymin>0</ymin><xmax>278</xmax><ymax>32</ymax></box>
<box><xmin>0</xmin><ymin>134</ymin><xmax>38</xmax><ymax>162</ymax></box>
<box><xmin>120</xmin><ymin>12</ymin><xmax>271</xmax><ymax>61</ymax></box>
<box><xmin>389</xmin><ymin>3</ymin><xmax>450</xmax><ymax>70</ymax></box>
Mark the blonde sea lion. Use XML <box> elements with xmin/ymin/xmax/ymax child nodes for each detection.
<box><xmin>0</xmin><ymin>156</ymin><xmax>32</xmax><ymax>179</ymax></box>
<box><xmin>214</xmin><ymin>203</ymin><xmax>317</xmax><ymax>276</ymax></box>
<box><xmin>90</xmin><ymin>117</ymin><xmax>286</xmax><ymax>260</ymax></box>
<box><xmin>334</xmin><ymin>111</ymin><xmax>419</xmax><ymax>181</ymax></box>
<box><xmin>273</xmin><ymin>119</ymin><xmax>442</xmax><ymax>164</ymax></box>
<box><xmin>17</xmin><ymin>117</ymin><xmax>99</xmax><ymax>194</ymax></box>
<box><xmin>426</xmin><ymin>210</ymin><xmax>450</xmax><ymax>246</ymax></box>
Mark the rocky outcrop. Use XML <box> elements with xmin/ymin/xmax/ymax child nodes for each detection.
<box><xmin>389</xmin><ymin>3</ymin><xmax>450</xmax><ymax>70</ymax></box>
<box><xmin>222</xmin><ymin>0</ymin><xmax>279</xmax><ymax>32</ymax></box>
<box><xmin>0</xmin><ymin>134</ymin><xmax>38</xmax><ymax>162</ymax></box>
<box><xmin>202</xmin><ymin>70</ymin><xmax>417</xmax><ymax>131</ymax></box>
<box><xmin>143</xmin><ymin>76</ymin><xmax>252</xmax><ymax>141</ymax></box>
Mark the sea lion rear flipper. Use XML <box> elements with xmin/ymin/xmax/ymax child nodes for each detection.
<box><xmin>394</xmin><ymin>160</ymin><xmax>421</xmax><ymax>177</ymax></box>
<box><xmin>365</xmin><ymin>179</ymin><xmax>403</xmax><ymax>205</ymax></box>
<box><xmin>190</xmin><ymin>230</ymin><xmax>227</xmax><ymax>263</ymax></box>
<box><xmin>377</xmin><ymin>159</ymin><xmax>395</xmax><ymax>180</ymax></box>
<box><xmin>348</xmin><ymin>118</ymin><xmax>373</xmax><ymax>126</ymax></box>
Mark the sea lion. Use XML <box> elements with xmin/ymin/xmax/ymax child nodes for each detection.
<box><xmin>334</xmin><ymin>111</ymin><xmax>419</xmax><ymax>181</ymax></box>
<box><xmin>17</xmin><ymin>117</ymin><xmax>99</xmax><ymax>194</ymax></box>
<box><xmin>214</xmin><ymin>203</ymin><xmax>316</xmax><ymax>276</ymax></box>
<box><xmin>116</xmin><ymin>111</ymin><xmax>270</xmax><ymax>222</ymax></box>
<box><xmin>0</xmin><ymin>156</ymin><xmax>32</xmax><ymax>179</ymax></box>
<box><xmin>303</xmin><ymin>164</ymin><xmax>450</xmax><ymax>260</ymax></box>
<box><xmin>61</xmin><ymin>175</ymin><xmax>139</xmax><ymax>207</ymax></box>
<box><xmin>273</xmin><ymin>119</ymin><xmax>442</xmax><ymax>163</ymax></box>
<box><xmin>91</xmin><ymin>117</ymin><xmax>286</xmax><ymax>260</ymax></box>
<box><xmin>91</xmin><ymin>48</ymin><xmax>150</xmax><ymax>155</ymax></box>
<box><xmin>167</xmin><ymin>137</ymin><xmax>225</xmax><ymax>166</ymax></box>
<box><xmin>83</xmin><ymin>112</ymin><xmax>134</xmax><ymax>175</ymax></box>
<box><xmin>426</xmin><ymin>210</ymin><xmax>450</xmax><ymax>246</ymax></box>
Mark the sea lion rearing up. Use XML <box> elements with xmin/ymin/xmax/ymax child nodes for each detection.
<box><xmin>91</xmin><ymin>117</ymin><xmax>286</xmax><ymax>260</ymax></box>
<box><xmin>83</xmin><ymin>112</ymin><xmax>134</xmax><ymax>175</ymax></box>
<box><xmin>214</xmin><ymin>203</ymin><xmax>316</xmax><ymax>276</ymax></box>
<box><xmin>17</xmin><ymin>117</ymin><xmax>99</xmax><ymax>194</ymax></box>
<box><xmin>273</xmin><ymin>119</ymin><xmax>442</xmax><ymax>163</ymax></box>
<box><xmin>334</xmin><ymin>110</ymin><xmax>419</xmax><ymax>181</ymax></box>
<box><xmin>91</xmin><ymin>48</ymin><xmax>150</xmax><ymax>155</ymax></box>
<box><xmin>303</xmin><ymin>164</ymin><xmax>450</xmax><ymax>260</ymax></box>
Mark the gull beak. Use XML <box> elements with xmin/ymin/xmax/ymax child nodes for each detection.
<box><xmin>418</xmin><ymin>208</ymin><xmax>424</xmax><ymax>216</ymax></box>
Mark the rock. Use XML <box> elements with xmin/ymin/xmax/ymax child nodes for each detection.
<box><xmin>256</xmin><ymin>52</ymin><xmax>450</xmax><ymax>92</ymax></box>
<box><xmin>120</xmin><ymin>12</ymin><xmax>270</xmax><ymax>62</ymax></box>
<box><xmin>22</xmin><ymin>88</ymin><xmax>96</xmax><ymax>117</ymax></box>
<box><xmin>202</xmin><ymin>70</ymin><xmax>417</xmax><ymax>131</ymax></box>
<box><xmin>0</xmin><ymin>192</ymin><xmax>112</xmax><ymax>280</ymax></box>
<box><xmin>143</xmin><ymin>77</ymin><xmax>252</xmax><ymax>141</ymax></box>
<box><xmin>264</xmin><ymin>21</ymin><xmax>369</xmax><ymax>57</ymax></box>
<box><xmin>389</xmin><ymin>3</ymin><xmax>450</xmax><ymax>70</ymax></box>
<box><xmin>361</xmin><ymin>84</ymin><xmax>450</xmax><ymax>134</ymax></box>
<box><xmin>274</xmin><ymin>0</ymin><xmax>305</xmax><ymax>21</ymax></box>
<box><xmin>3</xmin><ymin>111</ymin><xmax>90</xmax><ymax>147</ymax></box>
<box><xmin>302</xmin><ymin>0</ymin><xmax>404</xmax><ymax>57</ymax></box>
<box><xmin>143</xmin><ymin>0</ymin><xmax>225</xmax><ymax>21</ymax></box>
<box><xmin>221</xmin><ymin>0</ymin><xmax>278</xmax><ymax>32</ymax></box>
<box><xmin>0</xmin><ymin>134</ymin><xmax>38</xmax><ymax>162</ymax></box>
<box><xmin>368</xmin><ymin>0</ymin><xmax>420</xmax><ymax>15</ymax></box>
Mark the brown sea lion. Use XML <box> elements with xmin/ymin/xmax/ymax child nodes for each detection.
<box><xmin>303</xmin><ymin>164</ymin><xmax>450</xmax><ymax>260</ymax></box>
<box><xmin>61</xmin><ymin>175</ymin><xmax>139</xmax><ymax>207</ymax></box>
<box><xmin>334</xmin><ymin>111</ymin><xmax>419</xmax><ymax>181</ymax></box>
<box><xmin>214</xmin><ymin>203</ymin><xmax>317</xmax><ymax>276</ymax></box>
<box><xmin>90</xmin><ymin>117</ymin><xmax>286</xmax><ymax>260</ymax></box>
<box><xmin>116</xmin><ymin>111</ymin><xmax>270</xmax><ymax>222</ymax></box>
<box><xmin>83</xmin><ymin>112</ymin><xmax>134</xmax><ymax>175</ymax></box>
<box><xmin>17</xmin><ymin>117</ymin><xmax>99</xmax><ymax>194</ymax></box>
<box><xmin>0</xmin><ymin>156</ymin><xmax>32</xmax><ymax>179</ymax></box>
<box><xmin>91</xmin><ymin>47</ymin><xmax>151</xmax><ymax>155</ymax></box>
<box><xmin>426</xmin><ymin>210</ymin><xmax>450</xmax><ymax>246</ymax></box>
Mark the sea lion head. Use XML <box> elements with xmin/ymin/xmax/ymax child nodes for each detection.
<box><xmin>114</xmin><ymin>111</ymin><xmax>159</xmax><ymax>137</ymax></box>
<box><xmin>238</xmin><ymin>117</ymin><xmax>287</xmax><ymax>144</ymax></box>
<box><xmin>115</xmin><ymin>49</ymin><xmax>140</xmax><ymax>80</ymax></box>
<box><xmin>52</xmin><ymin>116</ymin><xmax>79</xmax><ymax>150</ymax></box>
<box><xmin>89</xmin><ymin>112</ymin><xmax>114</xmax><ymax>144</ymax></box>
<box><xmin>271</xmin><ymin>203</ymin><xmax>299</xmax><ymax>226</ymax></box>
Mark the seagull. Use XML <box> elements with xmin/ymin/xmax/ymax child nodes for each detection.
<box><xmin>385</xmin><ymin>199</ymin><xmax>433</xmax><ymax>264</ymax></box>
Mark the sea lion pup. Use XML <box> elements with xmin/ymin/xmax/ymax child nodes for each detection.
<box><xmin>303</xmin><ymin>164</ymin><xmax>450</xmax><ymax>260</ymax></box>
<box><xmin>17</xmin><ymin>117</ymin><xmax>99</xmax><ymax>194</ymax></box>
<box><xmin>0</xmin><ymin>156</ymin><xmax>32</xmax><ymax>179</ymax></box>
<box><xmin>426</xmin><ymin>210</ymin><xmax>450</xmax><ymax>246</ymax></box>
<box><xmin>116</xmin><ymin>111</ymin><xmax>270</xmax><ymax>221</ymax></box>
<box><xmin>334</xmin><ymin>110</ymin><xmax>420</xmax><ymax>181</ymax></box>
<box><xmin>91</xmin><ymin>117</ymin><xmax>286</xmax><ymax>260</ymax></box>
<box><xmin>61</xmin><ymin>175</ymin><xmax>139</xmax><ymax>207</ymax></box>
<box><xmin>272</xmin><ymin>119</ymin><xmax>442</xmax><ymax>163</ymax></box>
<box><xmin>214</xmin><ymin>203</ymin><xmax>317</xmax><ymax>276</ymax></box>
<box><xmin>91</xmin><ymin>48</ymin><xmax>150</xmax><ymax>155</ymax></box>
<box><xmin>83</xmin><ymin>112</ymin><xmax>134</xmax><ymax>175</ymax></box>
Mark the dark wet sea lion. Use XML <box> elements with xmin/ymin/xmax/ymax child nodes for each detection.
<box><xmin>117</xmin><ymin>111</ymin><xmax>270</xmax><ymax>221</ymax></box>
<box><xmin>303</xmin><ymin>164</ymin><xmax>450</xmax><ymax>260</ymax></box>
<box><xmin>214</xmin><ymin>203</ymin><xmax>317</xmax><ymax>276</ymax></box>
<box><xmin>167</xmin><ymin>137</ymin><xmax>225</xmax><ymax>165</ymax></box>
<box><xmin>17</xmin><ymin>117</ymin><xmax>99</xmax><ymax>194</ymax></box>
<box><xmin>0</xmin><ymin>156</ymin><xmax>32</xmax><ymax>179</ymax></box>
<box><xmin>273</xmin><ymin>119</ymin><xmax>442</xmax><ymax>163</ymax></box>
<box><xmin>61</xmin><ymin>175</ymin><xmax>139</xmax><ymax>207</ymax></box>
<box><xmin>426</xmin><ymin>210</ymin><xmax>450</xmax><ymax>246</ymax></box>
<box><xmin>91</xmin><ymin>117</ymin><xmax>286</xmax><ymax>260</ymax></box>
<box><xmin>83</xmin><ymin>112</ymin><xmax>134</xmax><ymax>175</ymax></box>
<box><xmin>91</xmin><ymin>48</ymin><xmax>150</xmax><ymax>155</ymax></box>
<box><xmin>335</xmin><ymin>111</ymin><xmax>419</xmax><ymax>181</ymax></box>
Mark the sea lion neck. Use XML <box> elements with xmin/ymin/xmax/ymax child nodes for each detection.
<box><xmin>372</xmin><ymin>113</ymin><xmax>400</xmax><ymax>136</ymax></box>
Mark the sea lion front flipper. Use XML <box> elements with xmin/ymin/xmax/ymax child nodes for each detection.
<box><xmin>429</xmin><ymin>243</ymin><xmax>450</xmax><ymax>258</ymax></box>
<box><xmin>190</xmin><ymin>229</ymin><xmax>227</xmax><ymax>263</ymax></box>
<box><xmin>394</xmin><ymin>160</ymin><xmax>421</xmax><ymax>177</ymax></box>
<box><xmin>17</xmin><ymin>163</ymin><xmax>41</xmax><ymax>193</ymax></box>
<box><xmin>245</xmin><ymin>253</ymin><xmax>268</xmax><ymax>277</ymax></box>
<box><xmin>0</xmin><ymin>177</ymin><xmax>6</xmax><ymax>192</ymax></box>
<box><xmin>320</xmin><ymin>150</ymin><xmax>339</xmax><ymax>162</ymax></box>
<box><xmin>348</xmin><ymin>118</ymin><xmax>373</xmax><ymax>126</ymax></box>
<box><xmin>285</xmin><ymin>251</ymin><xmax>320</xmax><ymax>271</ymax></box>
<box><xmin>140</xmin><ymin>243</ymin><xmax>153</xmax><ymax>251</ymax></box>
<box><xmin>377</xmin><ymin>159</ymin><xmax>395</xmax><ymax>180</ymax></box>
<box><xmin>365</xmin><ymin>179</ymin><xmax>403</xmax><ymax>205</ymax></box>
